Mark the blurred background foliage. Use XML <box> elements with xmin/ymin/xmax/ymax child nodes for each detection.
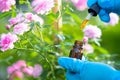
<box><xmin>0</xmin><ymin>0</ymin><xmax>120</xmax><ymax>80</ymax></box>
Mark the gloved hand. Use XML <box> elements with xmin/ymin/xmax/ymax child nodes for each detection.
<box><xmin>87</xmin><ymin>0</ymin><xmax>120</xmax><ymax>22</ymax></box>
<box><xmin>58</xmin><ymin>57</ymin><xmax>120</xmax><ymax>80</ymax></box>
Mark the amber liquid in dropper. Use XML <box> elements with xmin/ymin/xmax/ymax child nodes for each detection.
<box><xmin>80</xmin><ymin>13</ymin><xmax>93</xmax><ymax>30</ymax></box>
<box><xmin>80</xmin><ymin>19</ymin><xmax>89</xmax><ymax>30</ymax></box>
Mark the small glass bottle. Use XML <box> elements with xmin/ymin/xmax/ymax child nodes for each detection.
<box><xmin>69</xmin><ymin>40</ymin><xmax>84</xmax><ymax>60</ymax></box>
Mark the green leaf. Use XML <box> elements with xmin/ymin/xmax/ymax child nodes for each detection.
<box><xmin>0</xmin><ymin>12</ymin><xmax>11</xmax><ymax>19</ymax></box>
<box><xmin>65</xmin><ymin>11</ymin><xmax>82</xmax><ymax>25</ymax></box>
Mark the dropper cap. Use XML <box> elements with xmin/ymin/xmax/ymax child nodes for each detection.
<box><xmin>88</xmin><ymin>4</ymin><xmax>100</xmax><ymax>16</ymax></box>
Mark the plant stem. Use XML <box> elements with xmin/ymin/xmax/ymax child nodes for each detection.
<box><xmin>26</xmin><ymin>0</ymin><xmax>32</xmax><ymax>11</ymax></box>
<box><xmin>38</xmin><ymin>52</ymin><xmax>56</xmax><ymax>80</ymax></box>
<box><xmin>35</xmin><ymin>25</ymin><xmax>44</xmax><ymax>42</ymax></box>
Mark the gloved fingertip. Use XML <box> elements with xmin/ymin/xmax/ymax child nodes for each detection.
<box><xmin>99</xmin><ymin>9</ymin><xmax>110</xmax><ymax>22</ymax></box>
<box><xmin>100</xmin><ymin>15</ymin><xmax>110</xmax><ymax>22</ymax></box>
<box><xmin>58</xmin><ymin>57</ymin><xmax>70</xmax><ymax>67</ymax></box>
<box><xmin>87</xmin><ymin>0</ymin><xmax>97</xmax><ymax>7</ymax></box>
<box><xmin>58</xmin><ymin>57</ymin><xmax>85</xmax><ymax>72</ymax></box>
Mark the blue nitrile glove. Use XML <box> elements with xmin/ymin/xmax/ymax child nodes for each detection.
<box><xmin>58</xmin><ymin>57</ymin><xmax>120</xmax><ymax>80</ymax></box>
<box><xmin>87</xmin><ymin>0</ymin><xmax>120</xmax><ymax>22</ymax></box>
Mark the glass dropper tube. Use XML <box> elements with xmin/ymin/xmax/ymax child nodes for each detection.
<box><xmin>80</xmin><ymin>13</ymin><xmax>93</xmax><ymax>30</ymax></box>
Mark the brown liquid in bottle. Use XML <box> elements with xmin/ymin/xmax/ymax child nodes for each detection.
<box><xmin>69</xmin><ymin>40</ymin><xmax>84</xmax><ymax>60</ymax></box>
<box><xmin>80</xmin><ymin>19</ymin><xmax>89</xmax><ymax>30</ymax></box>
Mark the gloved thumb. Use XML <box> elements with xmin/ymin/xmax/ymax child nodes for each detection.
<box><xmin>58</xmin><ymin>57</ymin><xmax>85</xmax><ymax>73</ymax></box>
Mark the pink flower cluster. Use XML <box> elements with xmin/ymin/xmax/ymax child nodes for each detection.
<box><xmin>0</xmin><ymin>13</ymin><xmax>44</xmax><ymax>52</ymax></box>
<box><xmin>7</xmin><ymin>13</ymin><xmax>43</xmax><ymax>35</ymax></box>
<box><xmin>71</xmin><ymin>0</ymin><xmax>87</xmax><ymax>11</ymax></box>
<box><xmin>83</xmin><ymin>25</ymin><xmax>102</xmax><ymax>39</ymax></box>
<box><xmin>0</xmin><ymin>33</ymin><xmax>18</xmax><ymax>51</ymax></box>
<box><xmin>0</xmin><ymin>0</ymin><xmax>16</xmax><ymax>12</ymax></box>
<box><xmin>32</xmin><ymin>0</ymin><xmax>54</xmax><ymax>14</ymax></box>
<box><xmin>7</xmin><ymin>60</ymin><xmax>42</xmax><ymax>80</ymax></box>
<box><xmin>7</xmin><ymin>13</ymin><xmax>30</xmax><ymax>35</ymax></box>
<box><xmin>82</xmin><ymin>25</ymin><xmax>102</xmax><ymax>54</ymax></box>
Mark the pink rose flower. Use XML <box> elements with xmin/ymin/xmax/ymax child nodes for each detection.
<box><xmin>83</xmin><ymin>36</ymin><xmax>88</xmax><ymax>43</ymax></box>
<box><xmin>22</xmin><ymin>66</ymin><xmax>33</xmax><ymax>76</ymax></box>
<box><xmin>25</xmin><ymin>13</ymin><xmax>44</xmax><ymax>25</ymax></box>
<box><xmin>16</xmin><ymin>13</ymin><xmax>25</xmax><ymax>23</ymax></box>
<box><xmin>25</xmin><ymin>13</ymin><xmax>34</xmax><ymax>21</ymax></box>
<box><xmin>0</xmin><ymin>33</ymin><xmax>18</xmax><ymax>51</ymax></box>
<box><xmin>71</xmin><ymin>0</ymin><xmax>87</xmax><ymax>11</ymax></box>
<box><xmin>83</xmin><ymin>25</ymin><xmax>102</xmax><ymax>39</ymax></box>
<box><xmin>32</xmin><ymin>0</ymin><xmax>54</xmax><ymax>14</ymax></box>
<box><xmin>12</xmin><ymin>71</ymin><xmax>23</xmax><ymax>80</ymax></box>
<box><xmin>15</xmin><ymin>60</ymin><xmax>26</xmax><ymax>68</ymax></box>
<box><xmin>7</xmin><ymin>60</ymin><xmax>43</xmax><ymax>79</ymax></box>
<box><xmin>9</xmin><ymin>13</ymin><xmax>25</xmax><ymax>25</ymax></box>
<box><xmin>33</xmin><ymin>64</ymin><xmax>42</xmax><ymax>78</ymax></box>
<box><xmin>12</xmin><ymin>60</ymin><xmax>26</xmax><ymax>70</ymax></box>
<box><xmin>0</xmin><ymin>0</ymin><xmax>15</xmax><ymax>12</ymax></box>
<box><xmin>9</xmin><ymin>18</ymin><xmax>18</xmax><ymax>25</ymax></box>
<box><xmin>6</xmin><ymin>25</ymin><xmax>12</xmax><ymax>30</ymax></box>
<box><xmin>7</xmin><ymin>66</ymin><xmax>16</xmax><ymax>74</ymax></box>
<box><xmin>13</xmin><ymin>23</ymin><xmax>30</xmax><ymax>35</ymax></box>
<box><xmin>105</xmin><ymin>13</ymin><xmax>119</xmax><ymax>26</ymax></box>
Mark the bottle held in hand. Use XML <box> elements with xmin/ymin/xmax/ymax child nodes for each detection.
<box><xmin>69</xmin><ymin>40</ymin><xmax>84</xmax><ymax>60</ymax></box>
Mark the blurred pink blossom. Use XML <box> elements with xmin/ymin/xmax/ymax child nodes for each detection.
<box><xmin>32</xmin><ymin>14</ymin><xmax>44</xmax><ymax>25</ymax></box>
<box><xmin>7</xmin><ymin>60</ymin><xmax>26</xmax><ymax>75</ymax></box>
<box><xmin>6</xmin><ymin>25</ymin><xmax>12</xmax><ymax>30</ymax></box>
<box><xmin>9</xmin><ymin>18</ymin><xmax>18</xmax><ymax>25</ymax></box>
<box><xmin>16</xmin><ymin>60</ymin><xmax>26</xmax><ymax>68</ymax></box>
<box><xmin>9</xmin><ymin>13</ymin><xmax>25</xmax><ymax>25</ymax></box>
<box><xmin>0</xmin><ymin>33</ymin><xmax>18</xmax><ymax>51</ymax></box>
<box><xmin>15</xmin><ymin>13</ymin><xmax>25</xmax><ymax>23</ymax></box>
<box><xmin>13</xmin><ymin>60</ymin><xmax>27</xmax><ymax>70</ymax></box>
<box><xmin>25</xmin><ymin>13</ymin><xmax>34</xmax><ymax>21</ymax></box>
<box><xmin>83</xmin><ymin>25</ymin><xmax>102</xmax><ymax>39</ymax></box>
<box><xmin>7</xmin><ymin>60</ymin><xmax>42</xmax><ymax>79</ymax></box>
<box><xmin>22</xmin><ymin>66</ymin><xmax>33</xmax><ymax>76</ymax></box>
<box><xmin>83</xmin><ymin>37</ymin><xmax>88</xmax><ymax>43</ymax></box>
<box><xmin>84</xmin><ymin>44</ymin><xmax>94</xmax><ymax>54</ymax></box>
<box><xmin>105</xmin><ymin>13</ymin><xmax>119</xmax><ymax>26</ymax></box>
<box><xmin>32</xmin><ymin>0</ymin><xmax>54</xmax><ymax>14</ymax></box>
<box><xmin>71</xmin><ymin>0</ymin><xmax>87</xmax><ymax>11</ymax></box>
<box><xmin>12</xmin><ymin>71</ymin><xmax>23</xmax><ymax>80</ymax></box>
<box><xmin>0</xmin><ymin>0</ymin><xmax>15</xmax><ymax>12</ymax></box>
<box><xmin>7</xmin><ymin>66</ymin><xmax>16</xmax><ymax>74</ymax></box>
<box><xmin>33</xmin><ymin>64</ymin><xmax>42</xmax><ymax>78</ymax></box>
<box><xmin>13</xmin><ymin>23</ymin><xmax>30</xmax><ymax>35</ymax></box>
<box><xmin>25</xmin><ymin>13</ymin><xmax>44</xmax><ymax>25</ymax></box>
